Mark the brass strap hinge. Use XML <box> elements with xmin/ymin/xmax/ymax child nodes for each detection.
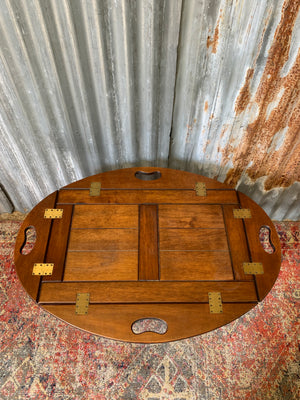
<box><xmin>243</xmin><ymin>262</ymin><xmax>264</xmax><ymax>275</ymax></box>
<box><xmin>233</xmin><ymin>209</ymin><xmax>252</xmax><ymax>219</ymax></box>
<box><xmin>90</xmin><ymin>182</ymin><xmax>101</xmax><ymax>196</ymax></box>
<box><xmin>76</xmin><ymin>293</ymin><xmax>90</xmax><ymax>315</ymax></box>
<box><xmin>44</xmin><ymin>209</ymin><xmax>64</xmax><ymax>219</ymax></box>
<box><xmin>208</xmin><ymin>292</ymin><xmax>223</xmax><ymax>314</ymax></box>
<box><xmin>32</xmin><ymin>263</ymin><xmax>54</xmax><ymax>276</ymax></box>
<box><xmin>195</xmin><ymin>182</ymin><xmax>206</xmax><ymax>196</ymax></box>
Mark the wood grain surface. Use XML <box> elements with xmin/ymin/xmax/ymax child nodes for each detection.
<box><xmin>138</xmin><ymin>205</ymin><xmax>159</xmax><ymax>280</ymax></box>
<box><xmin>71</xmin><ymin>205</ymin><xmax>138</xmax><ymax>228</ymax></box>
<box><xmin>64</xmin><ymin>251</ymin><xmax>138</xmax><ymax>281</ymax></box>
<box><xmin>14</xmin><ymin>192</ymin><xmax>57</xmax><ymax>299</ymax></box>
<box><xmin>158</xmin><ymin>204</ymin><xmax>225</xmax><ymax>228</ymax></box>
<box><xmin>159</xmin><ymin>229</ymin><xmax>228</xmax><ymax>251</ymax></box>
<box><xmin>57</xmin><ymin>189</ymin><xmax>238</xmax><ymax>205</ymax></box>
<box><xmin>63</xmin><ymin>167</ymin><xmax>231</xmax><ymax>190</ymax></box>
<box><xmin>160</xmin><ymin>251</ymin><xmax>233</xmax><ymax>280</ymax></box>
<box><xmin>68</xmin><ymin>229</ymin><xmax>138</xmax><ymax>251</ymax></box>
<box><xmin>39</xmin><ymin>281</ymin><xmax>258</xmax><ymax>303</ymax></box>
<box><xmin>238</xmin><ymin>192</ymin><xmax>282</xmax><ymax>300</ymax></box>
<box><xmin>43</xmin><ymin>204</ymin><xmax>73</xmax><ymax>282</ymax></box>
<box><xmin>42</xmin><ymin>303</ymin><xmax>257</xmax><ymax>343</ymax></box>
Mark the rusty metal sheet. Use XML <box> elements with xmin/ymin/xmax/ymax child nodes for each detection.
<box><xmin>0</xmin><ymin>0</ymin><xmax>299</xmax><ymax>219</ymax></box>
<box><xmin>169</xmin><ymin>0</ymin><xmax>299</xmax><ymax>219</ymax></box>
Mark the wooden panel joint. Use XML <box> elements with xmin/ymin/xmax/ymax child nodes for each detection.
<box><xmin>243</xmin><ymin>262</ymin><xmax>264</xmax><ymax>275</ymax></box>
<box><xmin>89</xmin><ymin>182</ymin><xmax>101</xmax><ymax>196</ymax></box>
<box><xmin>44</xmin><ymin>209</ymin><xmax>63</xmax><ymax>219</ymax></box>
<box><xmin>76</xmin><ymin>293</ymin><xmax>90</xmax><ymax>315</ymax></box>
<box><xmin>208</xmin><ymin>292</ymin><xmax>223</xmax><ymax>313</ymax></box>
<box><xmin>233</xmin><ymin>209</ymin><xmax>252</xmax><ymax>219</ymax></box>
<box><xmin>32</xmin><ymin>263</ymin><xmax>54</xmax><ymax>276</ymax></box>
<box><xmin>195</xmin><ymin>182</ymin><xmax>206</xmax><ymax>196</ymax></box>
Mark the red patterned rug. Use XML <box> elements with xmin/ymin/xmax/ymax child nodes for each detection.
<box><xmin>0</xmin><ymin>218</ymin><xmax>299</xmax><ymax>399</ymax></box>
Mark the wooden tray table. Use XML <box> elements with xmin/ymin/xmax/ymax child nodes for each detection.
<box><xmin>14</xmin><ymin>167</ymin><xmax>281</xmax><ymax>343</ymax></box>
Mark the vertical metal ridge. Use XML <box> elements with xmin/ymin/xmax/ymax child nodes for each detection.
<box><xmin>136</xmin><ymin>0</ymin><xmax>155</xmax><ymax>163</ymax></box>
<box><xmin>69</xmin><ymin>0</ymin><xmax>118</xmax><ymax>169</ymax></box>
<box><xmin>108</xmin><ymin>0</ymin><xmax>137</xmax><ymax>166</ymax></box>
<box><xmin>48</xmin><ymin>0</ymin><xmax>100</xmax><ymax>174</ymax></box>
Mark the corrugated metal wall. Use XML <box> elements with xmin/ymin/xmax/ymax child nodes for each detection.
<box><xmin>0</xmin><ymin>0</ymin><xmax>299</xmax><ymax>219</ymax></box>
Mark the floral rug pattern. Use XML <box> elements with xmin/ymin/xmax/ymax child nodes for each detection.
<box><xmin>0</xmin><ymin>219</ymin><xmax>299</xmax><ymax>399</ymax></box>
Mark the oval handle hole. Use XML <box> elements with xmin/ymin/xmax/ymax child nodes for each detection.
<box><xmin>259</xmin><ymin>226</ymin><xmax>275</xmax><ymax>254</ymax></box>
<box><xmin>20</xmin><ymin>226</ymin><xmax>36</xmax><ymax>255</ymax></box>
<box><xmin>131</xmin><ymin>318</ymin><xmax>168</xmax><ymax>335</ymax></box>
<box><xmin>135</xmin><ymin>171</ymin><xmax>161</xmax><ymax>181</ymax></box>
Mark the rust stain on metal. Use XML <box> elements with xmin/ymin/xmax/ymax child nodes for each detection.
<box><xmin>203</xmin><ymin>140</ymin><xmax>211</xmax><ymax>153</ymax></box>
<box><xmin>235</xmin><ymin>69</ymin><xmax>254</xmax><ymax>115</ymax></box>
<box><xmin>204</xmin><ymin>101</ymin><xmax>209</xmax><ymax>112</ymax></box>
<box><xmin>224</xmin><ymin>0</ymin><xmax>300</xmax><ymax>191</ymax></box>
<box><xmin>207</xmin><ymin>17</ymin><xmax>220</xmax><ymax>54</ymax></box>
<box><xmin>186</xmin><ymin>119</ymin><xmax>197</xmax><ymax>144</ymax></box>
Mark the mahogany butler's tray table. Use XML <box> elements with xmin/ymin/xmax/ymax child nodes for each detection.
<box><xmin>15</xmin><ymin>168</ymin><xmax>281</xmax><ymax>343</ymax></box>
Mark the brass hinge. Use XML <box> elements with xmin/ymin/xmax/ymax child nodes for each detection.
<box><xmin>233</xmin><ymin>209</ymin><xmax>252</xmax><ymax>219</ymax></box>
<box><xmin>32</xmin><ymin>263</ymin><xmax>54</xmax><ymax>276</ymax></box>
<box><xmin>208</xmin><ymin>292</ymin><xmax>223</xmax><ymax>314</ymax></box>
<box><xmin>44</xmin><ymin>209</ymin><xmax>64</xmax><ymax>219</ymax></box>
<box><xmin>76</xmin><ymin>293</ymin><xmax>90</xmax><ymax>315</ymax></box>
<box><xmin>90</xmin><ymin>182</ymin><xmax>101</xmax><ymax>196</ymax></box>
<box><xmin>243</xmin><ymin>262</ymin><xmax>264</xmax><ymax>275</ymax></box>
<box><xmin>195</xmin><ymin>182</ymin><xmax>206</xmax><ymax>196</ymax></box>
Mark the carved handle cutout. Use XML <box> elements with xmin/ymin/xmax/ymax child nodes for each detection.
<box><xmin>131</xmin><ymin>318</ymin><xmax>168</xmax><ymax>335</ymax></box>
<box><xmin>135</xmin><ymin>171</ymin><xmax>161</xmax><ymax>181</ymax></box>
<box><xmin>20</xmin><ymin>226</ymin><xmax>36</xmax><ymax>255</ymax></box>
<box><xmin>259</xmin><ymin>226</ymin><xmax>275</xmax><ymax>254</ymax></box>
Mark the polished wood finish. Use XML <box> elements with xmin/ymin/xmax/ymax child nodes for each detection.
<box><xmin>63</xmin><ymin>167</ymin><xmax>231</xmax><ymax>190</ymax></box>
<box><xmin>159</xmin><ymin>204</ymin><xmax>225</xmax><ymax>228</ymax></box>
<box><xmin>71</xmin><ymin>205</ymin><xmax>138</xmax><ymax>228</ymax></box>
<box><xmin>222</xmin><ymin>204</ymin><xmax>253</xmax><ymax>281</ymax></box>
<box><xmin>43</xmin><ymin>204</ymin><xmax>73</xmax><ymax>281</ymax></box>
<box><xmin>57</xmin><ymin>188</ymin><xmax>238</xmax><ymax>205</ymax></box>
<box><xmin>14</xmin><ymin>192</ymin><xmax>57</xmax><ymax>300</ymax></box>
<box><xmin>42</xmin><ymin>303</ymin><xmax>257</xmax><ymax>343</ymax></box>
<box><xmin>138</xmin><ymin>205</ymin><xmax>159</xmax><ymax>280</ymax></box>
<box><xmin>68</xmin><ymin>229</ymin><xmax>138</xmax><ymax>251</ymax></box>
<box><xmin>159</xmin><ymin>229</ymin><xmax>228</xmax><ymax>251</ymax></box>
<box><xmin>39</xmin><ymin>281</ymin><xmax>258</xmax><ymax>303</ymax></box>
<box><xmin>238</xmin><ymin>192</ymin><xmax>282</xmax><ymax>300</ymax></box>
<box><xmin>64</xmin><ymin>251</ymin><xmax>138</xmax><ymax>281</ymax></box>
<box><xmin>160</xmin><ymin>251</ymin><xmax>233</xmax><ymax>280</ymax></box>
<box><xmin>14</xmin><ymin>167</ymin><xmax>282</xmax><ymax>343</ymax></box>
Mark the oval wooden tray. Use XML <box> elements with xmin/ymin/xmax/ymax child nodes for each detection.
<box><xmin>14</xmin><ymin>167</ymin><xmax>281</xmax><ymax>343</ymax></box>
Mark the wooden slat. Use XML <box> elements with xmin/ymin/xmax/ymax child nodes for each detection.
<box><xmin>63</xmin><ymin>251</ymin><xmax>138</xmax><ymax>281</ymax></box>
<box><xmin>14</xmin><ymin>192</ymin><xmax>57</xmax><ymax>300</ymax></box>
<box><xmin>63</xmin><ymin>167</ymin><xmax>231</xmax><ymax>190</ymax></box>
<box><xmin>138</xmin><ymin>205</ymin><xmax>159</xmax><ymax>280</ymax></box>
<box><xmin>57</xmin><ymin>189</ymin><xmax>238</xmax><ymax>205</ymax></box>
<box><xmin>159</xmin><ymin>229</ymin><xmax>228</xmax><ymax>250</ymax></box>
<box><xmin>222</xmin><ymin>205</ymin><xmax>253</xmax><ymax>281</ymax></box>
<box><xmin>160</xmin><ymin>251</ymin><xmax>233</xmax><ymax>280</ymax></box>
<box><xmin>71</xmin><ymin>205</ymin><xmax>138</xmax><ymax>228</ymax></box>
<box><xmin>68</xmin><ymin>229</ymin><xmax>138</xmax><ymax>251</ymax></box>
<box><xmin>42</xmin><ymin>302</ymin><xmax>256</xmax><ymax>343</ymax></box>
<box><xmin>238</xmin><ymin>192</ymin><xmax>281</xmax><ymax>301</ymax></box>
<box><xmin>43</xmin><ymin>204</ymin><xmax>73</xmax><ymax>282</ymax></box>
<box><xmin>159</xmin><ymin>204</ymin><xmax>225</xmax><ymax>228</ymax></box>
<box><xmin>39</xmin><ymin>281</ymin><xmax>258</xmax><ymax>303</ymax></box>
